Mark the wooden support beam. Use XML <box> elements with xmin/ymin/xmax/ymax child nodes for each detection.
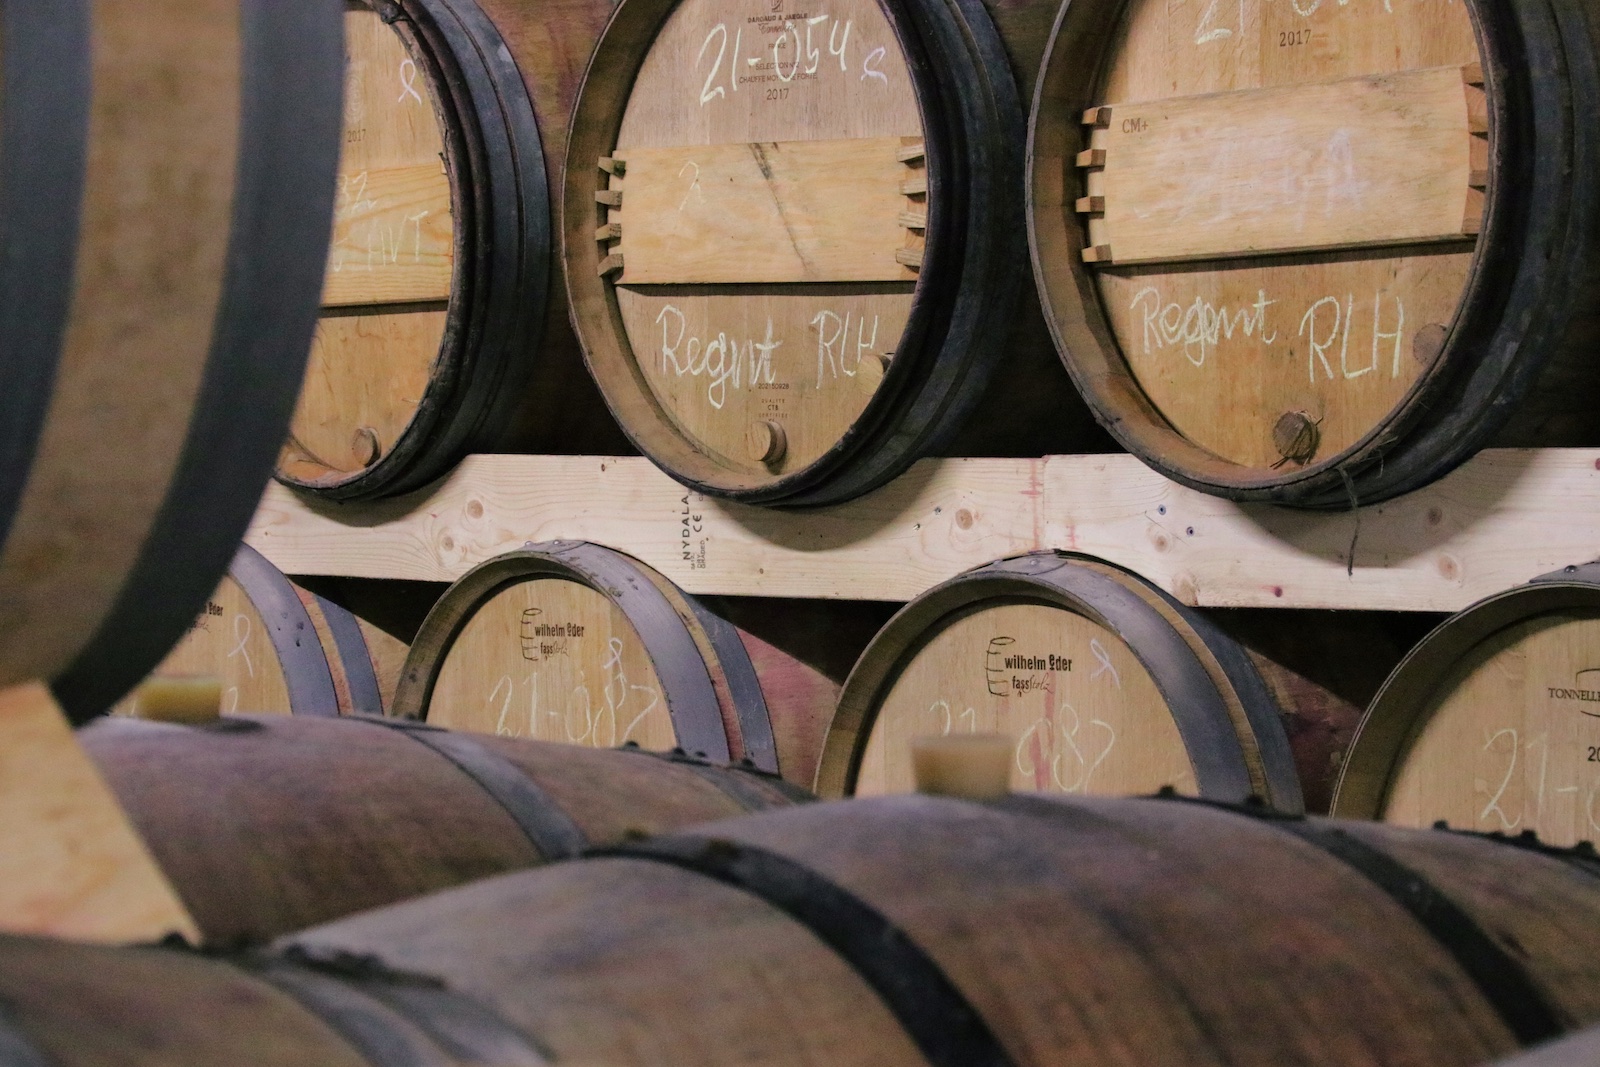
<box><xmin>246</xmin><ymin>449</ymin><xmax>1600</xmax><ymax>613</ymax></box>
<box><xmin>0</xmin><ymin>683</ymin><xmax>197</xmax><ymax>944</ymax></box>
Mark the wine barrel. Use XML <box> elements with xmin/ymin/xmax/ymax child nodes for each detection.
<box><xmin>277</xmin><ymin>0</ymin><xmax>631</xmax><ymax>502</ymax></box>
<box><xmin>110</xmin><ymin>544</ymin><xmax>385</xmax><ymax>719</ymax></box>
<box><xmin>396</xmin><ymin>541</ymin><xmax>781</xmax><ymax>772</ymax></box>
<box><xmin>4</xmin><ymin>794</ymin><xmax>1599</xmax><ymax>1065</ymax></box>
<box><xmin>0</xmin><ymin>2</ymin><xmax>343</xmax><ymax>719</ymax></box>
<box><xmin>79</xmin><ymin>712</ymin><xmax>805</xmax><ymax>945</ymax></box>
<box><xmin>1332</xmin><ymin>561</ymin><xmax>1600</xmax><ymax>846</ymax></box>
<box><xmin>1028</xmin><ymin>0</ymin><xmax>1600</xmax><ymax>507</ymax></box>
<box><xmin>816</xmin><ymin>551</ymin><xmax>1302</xmax><ymax>811</ymax></box>
<box><xmin>561</xmin><ymin>0</ymin><xmax>1107</xmax><ymax>507</ymax></box>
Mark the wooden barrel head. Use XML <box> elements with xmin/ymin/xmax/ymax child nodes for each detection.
<box><xmin>1335</xmin><ymin>565</ymin><xmax>1600</xmax><ymax>846</ymax></box>
<box><xmin>1030</xmin><ymin>0</ymin><xmax>1508</xmax><ymax>500</ymax></box>
<box><xmin>567</xmin><ymin>0</ymin><xmax>1031</xmax><ymax>504</ymax></box>
<box><xmin>279</xmin><ymin>2</ymin><xmax>455</xmax><ymax>489</ymax></box>
<box><xmin>425</xmin><ymin>575</ymin><xmax>678</xmax><ymax>749</ymax></box>
<box><xmin>856</xmin><ymin>599</ymin><xmax>1196</xmax><ymax>797</ymax></box>
<box><xmin>398</xmin><ymin>542</ymin><xmax>773</xmax><ymax>765</ymax></box>
<box><xmin>604</xmin><ymin>0</ymin><xmax>922</xmax><ymax>486</ymax></box>
<box><xmin>820</xmin><ymin>552</ymin><xmax>1301</xmax><ymax>809</ymax></box>
<box><xmin>279</xmin><ymin>0</ymin><xmax>557</xmax><ymax>500</ymax></box>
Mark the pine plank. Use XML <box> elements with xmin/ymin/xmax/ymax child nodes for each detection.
<box><xmin>245</xmin><ymin>450</ymin><xmax>1600</xmax><ymax>612</ymax></box>
<box><xmin>0</xmin><ymin>682</ymin><xmax>197</xmax><ymax>943</ymax></box>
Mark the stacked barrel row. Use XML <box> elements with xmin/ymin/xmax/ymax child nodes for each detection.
<box><xmin>137</xmin><ymin>535</ymin><xmax>1600</xmax><ymax>850</ymax></box>
<box><xmin>279</xmin><ymin>0</ymin><xmax>1600</xmax><ymax>509</ymax></box>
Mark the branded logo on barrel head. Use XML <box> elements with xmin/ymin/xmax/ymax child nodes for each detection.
<box><xmin>1548</xmin><ymin>667</ymin><xmax>1600</xmax><ymax>717</ymax></box>
<box><xmin>983</xmin><ymin>636</ymin><xmax>1071</xmax><ymax>696</ymax></box>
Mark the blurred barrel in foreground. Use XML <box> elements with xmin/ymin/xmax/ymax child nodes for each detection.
<box><xmin>111</xmin><ymin>545</ymin><xmax>385</xmax><ymax>719</ymax></box>
<box><xmin>277</xmin><ymin>0</ymin><xmax>630</xmax><ymax>501</ymax></box>
<box><xmin>1028</xmin><ymin>0</ymin><xmax>1600</xmax><ymax>507</ymax></box>
<box><xmin>817</xmin><ymin>552</ymin><xmax>1302</xmax><ymax>812</ymax></box>
<box><xmin>1334</xmin><ymin>562</ymin><xmax>1600</xmax><ymax>846</ymax></box>
<box><xmin>5</xmin><ymin>794</ymin><xmax>1600</xmax><ymax>1064</ymax></box>
<box><xmin>80</xmin><ymin>713</ymin><xmax>804</xmax><ymax>944</ymax></box>
<box><xmin>396</xmin><ymin>541</ymin><xmax>782</xmax><ymax>773</ymax></box>
<box><xmin>0</xmin><ymin>1</ymin><xmax>344</xmax><ymax>719</ymax></box>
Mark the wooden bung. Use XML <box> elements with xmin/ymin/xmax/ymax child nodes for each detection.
<box><xmin>277</xmin><ymin>0</ymin><xmax>631</xmax><ymax>503</ymax></box>
<box><xmin>5</xmin><ymin>795</ymin><xmax>1600</xmax><ymax>1063</ymax></box>
<box><xmin>816</xmin><ymin>551</ymin><xmax>1303</xmax><ymax>812</ymax></box>
<box><xmin>0</xmin><ymin>0</ymin><xmax>342</xmax><ymax>720</ymax></box>
<box><xmin>562</xmin><ymin>0</ymin><xmax>1107</xmax><ymax>507</ymax></box>
<box><xmin>1028</xmin><ymin>0</ymin><xmax>1600</xmax><ymax>507</ymax></box>
<box><xmin>109</xmin><ymin>544</ymin><xmax>392</xmax><ymax>720</ymax></box>
<box><xmin>79</xmin><ymin>713</ymin><xmax>805</xmax><ymax>945</ymax></box>
<box><xmin>1333</xmin><ymin>561</ymin><xmax>1600</xmax><ymax>847</ymax></box>
<box><xmin>395</xmin><ymin>540</ymin><xmax>840</xmax><ymax>783</ymax></box>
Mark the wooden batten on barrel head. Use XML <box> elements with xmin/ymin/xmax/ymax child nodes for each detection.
<box><xmin>1333</xmin><ymin>562</ymin><xmax>1600</xmax><ymax>846</ymax></box>
<box><xmin>278</xmin><ymin>0</ymin><xmax>567</xmax><ymax>500</ymax></box>
<box><xmin>564</xmin><ymin>0</ymin><xmax>1035</xmax><ymax>505</ymax></box>
<box><xmin>395</xmin><ymin>541</ymin><xmax>778</xmax><ymax>771</ymax></box>
<box><xmin>110</xmin><ymin>545</ymin><xmax>384</xmax><ymax>719</ymax></box>
<box><xmin>817</xmin><ymin>552</ymin><xmax>1302</xmax><ymax>811</ymax></box>
<box><xmin>1029</xmin><ymin>0</ymin><xmax>1600</xmax><ymax>506</ymax></box>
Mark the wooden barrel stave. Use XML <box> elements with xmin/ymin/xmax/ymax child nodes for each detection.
<box><xmin>0</xmin><ymin>1</ymin><xmax>343</xmax><ymax>720</ymax></box>
<box><xmin>79</xmin><ymin>712</ymin><xmax>801</xmax><ymax>945</ymax></box>
<box><xmin>1027</xmin><ymin>0</ymin><xmax>1600</xmax><ymax>508</ymax></box>
<box><xmin>397</xmin><ymin>541</ymin><xmax>784</xmax><ymax>774</ymax></box>
<box><xmin>818</xmin><ymin>551</ymin><xmax>1303</xmax><ymax>812</ymax></box>
<box><xmin>0</xmin><ymin>935</ymin><xmax>368</xmax><ymax>1067</ymax></box>
<box><xmin>282</xmin><ymin>794</ymin><xmax>1600</xmax><ymax>1065</ymax></box>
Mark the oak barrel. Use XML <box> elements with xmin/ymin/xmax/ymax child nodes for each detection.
<box><xmin>816</xmin><ymin>551</ymin><xmax>1302</xmax><ymax>811</ymax></box>
<box><xmin>1332</xmin><ymin>561</ymin><xmax>1600</xmax><ymax>846</ymax></box>
<box><xmin>561</xmin><ymin>0</ymin><xmax>1105</xmax><ymax>507</ymax></box>
<box><xmin>78</xmin><ymin>712</ymin><xmax>804</xmax><ymax>945</ymax></box>
<box><xmin>0</xmin><ymin>1</ymin><xmax>343</xmax><ymax>719</ymax></box>
<box><xmin>396</xmin><ymin>541</ymin><xmax>782</xmax><ymax>773</ymax></box>
<box><xmin>1028</xmin><ymin>0</ymin><xmax>1600</xmax><ymax>506</ymax></box>
<box><xmin>110</xmin><ymin>544</ymin><xmax>386</xmax><ymax>719</ymax></box>
<box><xmin>4</xmin><ymin>794</ymin><xmax>1600</xmax><ymax>1064</ymax></box>
<box><xmin>277</xmin><ymin>0</ymin><xmax>630</xmax><ymax>501</ymax></box>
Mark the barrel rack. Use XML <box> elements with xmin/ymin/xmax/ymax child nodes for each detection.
<box><xmin>246</xmin><ymin>447</ymin><xmax>1600</xmax><ymax>615</ymax></box>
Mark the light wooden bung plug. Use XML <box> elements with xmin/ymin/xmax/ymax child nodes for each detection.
<box><xmin>911</xmin><ymin>734</ymin><xmax>1014</xmax><ymax>799</ymax></box>
<box><xmin>816</xmin><ymin>552</ymin><xmax>1302</xmax><ymax>812</ymax></box>
<box><xmin>132</xmin><ymin>676</ymin><xmax>223</xmax><ymax>724</ymax></box>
